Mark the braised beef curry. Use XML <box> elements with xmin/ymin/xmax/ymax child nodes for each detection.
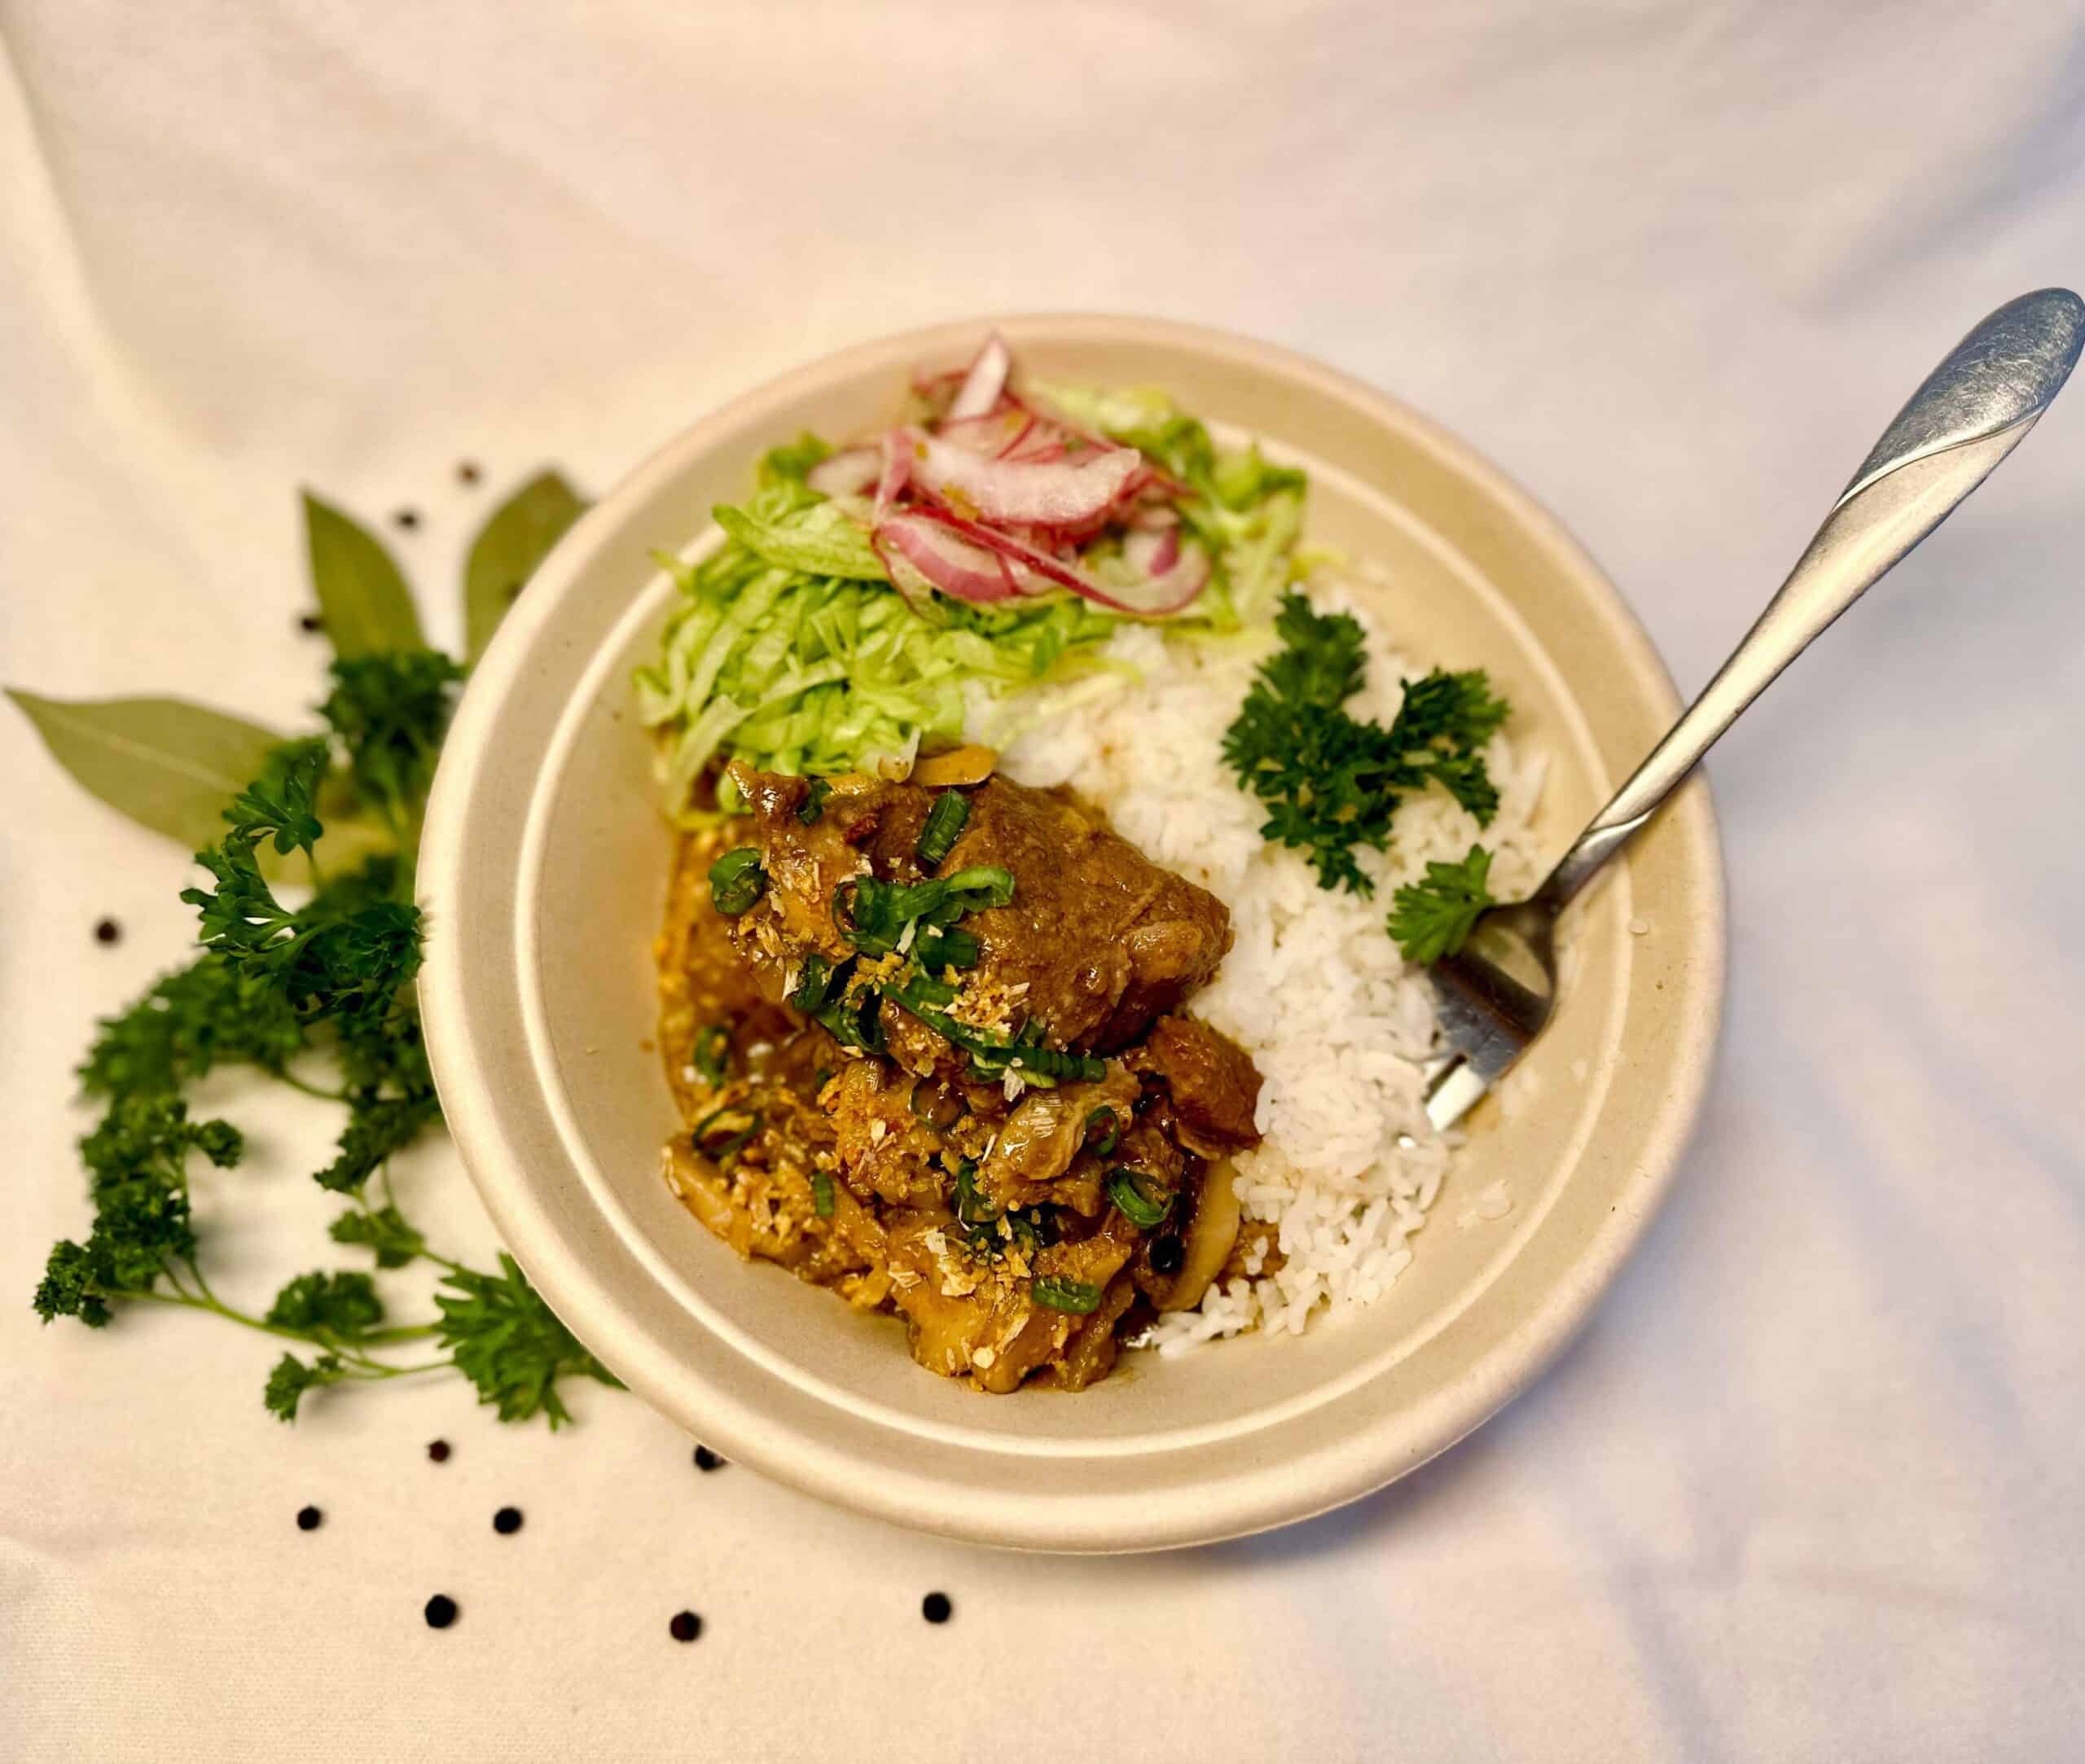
<box><xmin>655</xmin><ymin>761</ymin><xmax>1266</xmax><ymax>1392</ymax></box>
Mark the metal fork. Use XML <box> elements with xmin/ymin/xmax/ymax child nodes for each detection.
<box><xmin>1423</xmin><ymin>287</ymin><xmax>2085</xmax><ymax>1131</ymax></box>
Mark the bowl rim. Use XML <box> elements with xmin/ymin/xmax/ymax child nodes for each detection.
<box><xmin>419</xmin><ymin>312</ymin><xmax>1726</xmax><ymax>1551</ymax></box>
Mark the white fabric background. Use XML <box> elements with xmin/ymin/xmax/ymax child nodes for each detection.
<box><xmin>4</xmin><ymin>3</ymin><xmax>2083</xmax><ymax>1758</ymax></box>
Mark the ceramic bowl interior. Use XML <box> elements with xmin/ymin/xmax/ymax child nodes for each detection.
<box><xmin>418</xmin><ymin>316</ymin><xmax>1723</xmax><ymax>1552</ymax></box>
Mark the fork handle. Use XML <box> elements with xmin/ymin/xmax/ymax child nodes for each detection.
<box><xmin>1540</xmin><ymin>287</ymin><xmax>2085</xmax><ymax>907</ymax></box>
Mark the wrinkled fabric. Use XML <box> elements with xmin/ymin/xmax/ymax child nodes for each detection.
<box><xmin>2</xmin><ymin>3</ymin><xmax>2082</xmax><ymax>1759</ymax></box>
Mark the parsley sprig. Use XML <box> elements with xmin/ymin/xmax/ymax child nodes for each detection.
<box><xmin>29</xmin><ymin>484</ymin><xmax>617</xmax><ymax>1428</ymax></box>
<box><xmin>1222</xmin><ymin>591</ymin><xmax>1508</xmax><ymax>963</ymax></box>
<box><xmin>1386</xmin><ymin>846</ymin><xmax>1498</xmax><ymax>964</ymax></box>
<box><xmin>1223</xmin><ymin>592</ymin><xmax>1508</xmax><ymax>897</ymax></box>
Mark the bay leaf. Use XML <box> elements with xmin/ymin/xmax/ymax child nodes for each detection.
<box><xmin>464</xmin><ymin>469</ymin><xmax>588</xmax><ymax>660</ymax></box>
<box><xmin>304</xmin><ymin>490</ymin><xmax>424</xmax><ymax>657</ymax></box>
<box><xmin>8</xmin><ymin>689</ymin><xmax>393</xmax><ymax>883</ymax></box>
<box><xmin>10</xmin><ymin>689</ymin><xmax>288</xmax><ymax>848</ymax></box>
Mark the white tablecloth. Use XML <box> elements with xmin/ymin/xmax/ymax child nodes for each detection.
<box><xmin>5</xmin><ymin>4</ymin><xmax>2082</xmax><ymax>1758</ymax></box>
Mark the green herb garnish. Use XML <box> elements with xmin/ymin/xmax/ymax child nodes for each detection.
<box><xmin>915</xmin><ymin>790</ymin><xmax>970</xmax><ymax>869</ymax></box>
<box><xmin>1222</xmin><ymin>593</ymin><xmax>1508</xmax><ymax>897</ymax></box>
<box><xmin>432</xmin><ymin>1253</ymin><xmax>617</xmax><ymax>1428</ymax></box>
<box><xmin>814</xmin><ymin>983</ymin><xmax>886</xmax><ymax>1055</ymax></box>
<box><xmin>905</xmin><ymin>970</ymin><xmax>959</xmax><ymax>1008</ymax></box>
<box><xmin>884</xmin><ymin>978</ymin><xmax>1106</xmax><ymax>1085</ymax></box>
<box><xmin>327</xmin><ymin>1202</ymin><xmax>424</xmax><ymax>1270</ymax></box>
<box><xmin>1004</xmin><ymin>1205</ymin><xmax>1060</xmax><ymax>1257</ymax></box>
<box><xmin>788</xmin><ymin>954</ymin><xmax>841</xmax><ymax>1014</ymax></box>
<box><xmin>691</xmin><ymin>1024</ymin><xmax>733</xmax><ymax>1086</ymax></box>
<box><xmin>1104</xmin><ymin>1168</ymin><xmax>1173</xmax><ymax>1229</ymax></box>
<box><xmin>21</xmin><ymin>481</ymin><xmax>621</xmax><ymax>1429</ymax></box>
<box><xmin>952</xmin><ymin>1161</ymin><xmax>997</xmax><ymax>1226</ymax></box>
<box><xmin>318</xmin><ymin>651</ymin><xmax>465</xmax><ymax>836</ymax></box>
<box><xmin>912</xmin><ymin>925</ymin><xmax>981</xmax><ymax>972</ymax></box>
<box><xmin>1083</xmin><ymin>1106</ymin><xmax>1120</xmax><ymax>1158</ymax></box>
<box><xmin>1386</xmin><ymin>844</ymin><xmax>1496</xmax><ymax>964</ymax></box>
<box><xmin>708</xmin><ymin>846</ymin><xmax>767</xmax><ymax>916</ymax></box>
<box><xmin>796</xmin><ymin>779</ymin><xmax>832</xmax><ymax>825</ymax></box>
<box><xmin>810</xmin><ymin>1169</ymin><xmax>836</xmax><ymax>1218</ymax></box>
<box><xmin>692</xmin><ymin>1105</ymin><xmax>762</xmax><ymax>1162</ymax></box>
<box><xmin>832</xmin><ymin>866</ymin><xmax>1014</xmax><ymax>959</ymax></box>
<box><xmin>1004</xmin><ymin>1044</ymin><xmax>1107</xmax><ymax>1082</ymax></box>
<box><xmin>1032</xmin><ymin>1275</ymin><xmax>1103</xmax><ymax>1314</ymax></box>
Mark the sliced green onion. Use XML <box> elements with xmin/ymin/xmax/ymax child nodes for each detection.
<box><xmin>1083</xmin><ymin>1105</ymin><xmax>1119</xmax><ymax>1158</ymax></box>
<box><xmin>829</xmin><ymin>884</ymin><xmax>870</xmax><ymax>949</ymax></box>
<box><xmin>810</xmin><ymin>1169</ymin><xmax>836</xmax><ymax>1218</ymax></box>
<box><xmin>1032</xmin><ymin>1275</ymin><xmax>1102</xmax><ymax>1314</ymax></box>
<box><xmin>835</xmin><ymin>867</ymin><xmax>1016</xmax><ymax>958</ymax></box>
<box><xmin>933</xmin><ymin>865</ymin><xmax>1016</xmax><ymax>915</ymax></box>
<box><xmin>1105</xmin><ymin>1167</ymin><xmax>1173</xmax><ymax>1229</ymax></box>
<box><xmin>1006</xmin><ymin>1043</ymin><xmax>1108</xmax><ymax>1082</ymax></box>
<box><xmin>796</xmin><ymin>779</ymin><xmax>832</xmax><ymax>825</ymax></box>
<box><xmin>830</xmin><ymin>877</ymin><xmax>903</xmax><ymax>956</ymax></box>
<box><xmin>789</xmin><ymin>953</ymin><xmax>841</xmax><ymax>1012</ymax></box>
<box><xmin>915</xmin><ymin>791</ymin><xmax>970</xmax><ymax>869</ymax></box>
<box><xmin>708</xmin><ymin>846</ymin><xmax>767</xmax><ymax>916</ymax></box>
<box><xmin>691</xmin><ymin>1024</ymin><xmax>732</xmax><ymax>1086</ymax></box>
<box><xmin>914</xmin><ymin>925</ymin><xmax>981</xmax><ymax>971</ymax></box>
<box><xmin>885</xmin><ymin>980</ymin><xmax>1104</xmax><ymax>1083</ymax></box>
<box><xmin>692</xmin><ymin>1104</ymin><xmax>762</xmax><ymax>1161</ymax></box>
<box><xmin>952</xmin><ymin>1161</ymin><xmax>997</xmax><ymax>1226</ymax></box>
<box><xmin>816</xmin><ymin>985</ymin><xmax>885</xmax><ymax>1054</ymax></box>
<box><xmin>906</xmin><ymin>970</ymin><xmax>958</xmax><ymax>1008</ymax></box>
<box><xmin>853</xmin><ymin>989</ymin><xmax>888</xmax><ymax>1052</ymax></box>
<box><xmin>1007</xmin><ymin>1205</ymin><xmax>1059</xmax><ymax>1253</ymax></box>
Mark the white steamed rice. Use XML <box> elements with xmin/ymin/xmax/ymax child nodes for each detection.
<box><xmin>990</xmin><ymin>577</ymin><xmax>1547</xmax><ymax>1354</ymax></box>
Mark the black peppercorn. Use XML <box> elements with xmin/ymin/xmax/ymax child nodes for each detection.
<box><xmin>922</xmin><ymin>1592</ymin><xmax>952</xmax><ymax>1624</ymax></box>
<box><xmin>296</xmin><ymin>1505</ymin><xmax>323</xmax><ymax>1532</ymax></box>
<box><xmin>493</xmin><ymin>1507</ymin><xmax>524</xmax><ymax>1535</ymax></box>
<box><xmin>94</xmin><ymin>918</ymin><xmax>121</xmax><ymax>946</ymax></box>
<box><xmin>669</xmin><ymin>1610</ymin><xmax>702</xmax><ymax>1643</ymax></box>
<box><xmin>393</xmin><ymin>507</ymin><xmax>420</xmax><ymax>531</ymax></box>
<box><xmin>424</xmin><ymin>1595</ymin><xmax>459</xmax><ymax>1630</ymax></box>
<box><xmin>693</xmin><ymin>1445</ymin><xmax>725</xmax><ymax>1472</ymax></box>
<box><xmin>427</xmin><ymin>1439</ymin><xmax>451</xmax><ymax>1463</ymax></box>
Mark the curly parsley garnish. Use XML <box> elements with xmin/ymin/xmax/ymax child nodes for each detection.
<box><xmin>1386</xmin><ymin>845</ymin><xmax>1497</xmax><ymax>964</ymax></box>
<box><xmin>24</xmin><ymin>481</ymin><xmax>618</xmax><ymax>1428</ymax></box>
<box><xmin>1222</xmin><ymin>593</ymin><xmax>1508</xmax><ymax>899</ymax></box>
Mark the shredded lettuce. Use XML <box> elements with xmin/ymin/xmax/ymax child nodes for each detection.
<box><xmin>636</xmin><ymin>394</ymin><xmax>1309</xmax><ymax>811</ymax></box>
<box><xmin>713</xmin><ymin>502</ymin><xmax>886</xmax><ymax>581</ymax></box>
<box><xmin>634</xmin><ymin>440</ymin><xmax>1120</xmax><ymax>807</ymax></box>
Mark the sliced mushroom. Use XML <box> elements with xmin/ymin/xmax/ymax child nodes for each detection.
<box><xmin>818</xmin><ymin>744</ymin><xmax>997</xmax><ymax>792</ymax></box>
<box><xmin>1162</xmin><ymin>1158</ymin><xmax>1241</xmax><ymax>1312</ymax></box>
<box><xmin>911</xmin><ymin>744</ymin><xmax>999</xmax><ymax>787</ymax></box>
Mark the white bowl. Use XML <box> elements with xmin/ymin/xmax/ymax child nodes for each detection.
<box><xmin>418</xmin><ymin>315</ymin><xmax>1724</xmax><ymax>1552</ymax></box>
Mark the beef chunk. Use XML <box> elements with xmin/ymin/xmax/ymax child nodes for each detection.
<box><xmin>726</xmin><ymin>766</ymin><xmax>1232</xmax><ymax>1067</ymax></box>
<box><xmin>1127</xmin><ymin>1015</ymin><xmax>1263</xmax><ymax>1155</ymax></box>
